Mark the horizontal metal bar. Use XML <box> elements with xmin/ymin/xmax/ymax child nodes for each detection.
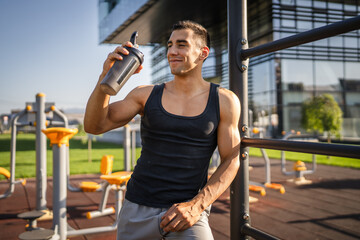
<box><xmin>242</xmin><ymin>224</ymin><xmax>280</xmax><ymax>240</ymax></box>
<box><xmin>241</xmin><ymin>15</ymin><xmax>360</xmax><ymax>60</ymax></box>
<box><xmin>67</xmin><ymin>224</ymin><xmax>117</xmax><ymax>237</ymax></box>
<box><xmin>241</xmin><ymin>138</ymin><xmax>360</xmax><ymax>159</ymax></box>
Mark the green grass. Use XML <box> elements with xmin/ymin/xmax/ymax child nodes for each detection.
<box><xmin>0</xmin><ymin>133</ymin><xmax>359</xmax><ymax>180</ymax></box>
<box><xmin>249</xmin><ymin>148</ymin><xmax>360</xmax><ymax>169</ymax></box>
<box><xmin>0</xmin><ymin>133</ymin><xmax>141</xmax><ymax>180</ymax></box>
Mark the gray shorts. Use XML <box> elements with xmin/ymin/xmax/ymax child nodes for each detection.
<box><xmin>117</xmin><ymin>199</ymin><xmax>214</xmax><ymax>240</ymax></box>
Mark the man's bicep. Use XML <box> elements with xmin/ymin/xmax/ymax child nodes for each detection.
<box><xmin>217</xmin><ymin>120</ymin><xmax>240</xmax><ymax>163</ymax></box>
<box><xmin>107</xmin><ymin>98</ymin><xmax>141</xmax><ymax>126</ymax></box>
<box><xmin>107</xmin><ymin>86</ymin><xmax>151</xmax><ymax>129</ymax></box>
<box><xmin>217</xmin><ymin>90</ymin><xmax>241</xmax><ymax>162</ymax></box>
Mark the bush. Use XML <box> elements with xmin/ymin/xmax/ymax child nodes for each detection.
<box><xmin>301</xmin><ymin>94</ymin><xmax>343</xmax><ymax>141</ymax></box>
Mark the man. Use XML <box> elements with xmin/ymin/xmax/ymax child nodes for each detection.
<box><xmin>84</xmin><ymin>20</ymin><xmax>240</xmax><ymax>239</ymax></box>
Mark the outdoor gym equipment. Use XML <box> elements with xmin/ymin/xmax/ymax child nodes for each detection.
<box><xmin>0</xmin><ymin>93</ymin><xmax>69</xmax><ymax>235</ymax></box>
<box><xmin>281</xmin><ymin>131</ymin><xmax>317</xmax><ymax>185</ymax></box>
<box><xmin>17</xmin><ymin>210</ymin><xmax>46</xmax><ymax>231</ymax></box>
<box><xmin>79</xmin><ymin>155</ymin><xmax>125</xmax><ymax>219</ymax></box>
<box><xmin>0</xmin><ymin>167</ymin><xmax>26</xmax><ymax>199</ymax></box>
<box><xmin>67</xmin><ymin>125</ymin><xmax>135</xmax><ymax>219</ymax></box>
<box><xmin>0</xmin><ymin>93</ymin><xmax>67</xmax><ymax>202</ymax></box>
<box><xmin>249</xmin><ymin>127</ymin><xmax>285</xmax><ymax>196</ymax></box>
<box><xmin>67</xmin><ymin>124</ymin><xmax>134</xmax><ymax>194</ymax></box>
<box><xmin>0</xmin><ymin>106</ymin><xmax>31</xmax><ymax>200</ymax></box>
<box><xmin>19</xmin><ymin>127</ymin><xmax>131</xmax><ymax>240</ymax></box>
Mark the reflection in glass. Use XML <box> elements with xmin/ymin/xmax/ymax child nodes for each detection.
<box><xmin>329</xmin><ymin>36</ymin><xmax>343</xmax><ymax>47</ymax></box>
<box><xmin>344</xmin><ymin>37</ymin><xmax>358</xmax><ymax>48</ymax></box>
<box><xmin>297</xmin><ymin>20</ymin><xmax>312</xmax><ymax>30</ymax></box>
<box><xmin>281</xmin><ymin>59</ymin><xmax>313</xmax><ymax>91</ymax></box>
<box><xmin>314</xmin><ymin>61</ymin><xmax>343</xmax><ymax>91</ymax></box>
<box><xmin>281</xmin><ymin>19</ymin><xmax>295</xmax><ymax>28</ymax></box>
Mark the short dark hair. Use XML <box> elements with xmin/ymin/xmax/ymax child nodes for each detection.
<box><xmin>171</xmin><ymin>20</ymin><xmax>211</xmax><ymax>51</ymax></box>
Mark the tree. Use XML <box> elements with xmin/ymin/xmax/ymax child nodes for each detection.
<box><xmin>301</xmin><ymin>94</ymin><xmax>343</xmax><ymax>142</ymax></box>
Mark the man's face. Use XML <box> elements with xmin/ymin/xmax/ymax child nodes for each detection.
<box><xmin>167</xmin><ymin>29</ymin><xmax>203</xmax><ymax>76</ymax></box>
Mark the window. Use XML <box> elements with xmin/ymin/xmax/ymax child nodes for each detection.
<box><xmin>282</xmin><ymin>59</ymin><xmax>313</xmax><ymax>91</ymax></box>
<box><xmin>329</xmin><ymin>36</ymin><xmax>343</xmax><ymax>48</ymax></box>
<box><xmin>344</xmin><ymin>36</ymin><xmax>358</xmax><ymax>48</ymax></box>
<box><xmin>297</xmin><ymin>20</ymin><xmax>312</xmax><ymax>30</ymax></box>
<box><xmin>281</xmin><ymin>0</ymin><xmax>295</xmax><ymax>5</ymax></box>
<box><xmin>315</xmin><ymin>61</ymin><xmax>343</xmax><ymax>91</ymax></box>
<box><xmin>281</xmin><ymin>19</ymin><xmax>296</xmax><ymax>28</ymax></box>
<box><xmin>297</xmin><ymin>0</ymin><xmax>312</xmax><ymax>7</ymax></box>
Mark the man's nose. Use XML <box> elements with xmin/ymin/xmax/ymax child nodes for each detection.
<box><xmin>167</xmin><ymin>47</ymin><xmax>177</xmax><ymax>55</ymax></box>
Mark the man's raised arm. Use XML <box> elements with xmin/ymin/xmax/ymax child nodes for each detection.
<box><xmin>84</xmin><ymin>42</ymin><xmax>144</xmax><ymax>134</ymax></box>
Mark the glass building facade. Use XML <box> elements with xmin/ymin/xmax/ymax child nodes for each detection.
<box><xmin>98</xmin><ymin>0</ymin><xmax>360</xmax><ymax>138</ymax></box>
<box><xmin>248</xmin><ymin>0</ymin><xmax>360</xmax><ymax>137</ymax></box>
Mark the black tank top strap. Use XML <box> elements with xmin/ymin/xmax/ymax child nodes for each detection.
<box><xmin>208</xmin><ymin>83</ymin><xmax>220</xmax><ymax>122</ymax></box>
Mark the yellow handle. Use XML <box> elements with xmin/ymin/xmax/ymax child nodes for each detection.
<box><xmin>42</xmin><ymin>127</ymin><xmax>78</xmax><ymax>147</ymax></box>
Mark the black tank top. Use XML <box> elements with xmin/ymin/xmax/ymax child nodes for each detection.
<box><xmin>125</xmin><ymin>83</ymin><xmax>220</xmax><ymax>208</ymax></box>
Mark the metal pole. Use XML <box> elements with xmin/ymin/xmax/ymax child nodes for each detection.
<box><xmin>42</xmin><ymin>128</ymin><xmax>78</xmax><ymax>240</ymax></box>
<box><xmin>50</xmin><ymin>106</ymin><xmax>69</xmax><ymax>128</ymax></box>
<box><xmin>8</xmin><ymin>114</ymin><xmax>19</xmax><ymax>197</ymax></box>
<box><xmin>241</xmin><ymin>15</ymin><xmax>360</xmax><ymax>60</ymax></box>
<box><xmin>35</xmin><ymin>93</ymin><xmax>47</xmax><ymax>211</ymax></box>
<box><xmin>261</xmin><ymin>148</ymin><xmax>271</xmax><ymax>184</ymax></box>
<box><xmin>0</xmin><ymin>111</ymin><xmax>25</xmax><ymax>199</ymax></box>
<box><xmin>88</xmin><ymin>135</ymin><xmax>92</xmax><ymax>163</ymax></box>
<box><xmin>131</xmin><ymin>129</ymin><xmax>136</xmax><ymax>168</ymax></box>
<box><xmin>242</xmin><ymin>137</ymin><xmax>360</xmax><ymax>159</ymax></box>
<box><xmin>242</xmin><ymin>224</ymin><xmax>280</xmax><ymax>240</ymax></box>
<box><xmin>228</xmin><ymin>0</ymin><xmax>250</xmax><ymax>239</ymax></box>
<box><xmin>52</xmin><ymin>143</ymin><xmax>68</xmax><ymax>240</ymax></box>
<box><xmin>123</xmin><ymin>125</ymin><xmax>131</xmax><ymax>171</ymax></box>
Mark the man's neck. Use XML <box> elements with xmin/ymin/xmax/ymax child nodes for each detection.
<box><xmin>169</xmin><ymin>74</ymin><xmax>209</xmax><ymax>97</ymax></box>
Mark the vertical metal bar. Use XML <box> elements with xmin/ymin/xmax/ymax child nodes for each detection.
<box><xmin>88</xmin><ymin>135</ymin><xmax>92</xmax><ymax>162</ymax></box>
<box><xmin>228</xmin><ymin>0</ymin><xmax>250</xmax><ymax>239</ymax></box>
<box><xmin>261</xmin><ymin>148</ymin><xmax>271</xmax><ymax>184</ymax></box>
<box><xmin>3</xmin><ymin>112</ymin><xmax>23</xmax><ymax>199</ymax></box>
<box><xmin>131</xmin><ymin>129</ymin><xmax>136</xmax><ymax>168</ymax></box>
<box><xmin>35</xmin><ymin>93</ymin><xmax>47</xmax><ymax>211</ymax></box>
<box><xmin>123</xmin><ymin>125</ymin><xmax>131</xmax><ymax>171</ymax></box>
<box><xmin>52</xmin><ymin>144</ymin><xmax>67</xmax><ymax>240</ymax></box>
<box><xmin>99</xmin><ymin>184</ymin><xmax>111</xmax><ymax>212</ymax></box>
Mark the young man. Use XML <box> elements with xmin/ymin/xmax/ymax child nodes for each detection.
<box><xmin>84</xmin><ymin>20</ymin><xmax>240</xmax><ymax>239</ymax></box>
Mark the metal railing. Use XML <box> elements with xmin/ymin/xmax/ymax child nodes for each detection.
<box><xmin>227</xmin><ymin>0</ymin><xmax>360</xmax><ymax>239</ymax></box>
<box><xmin>242</xmin><ymin>138</ymin><xmax>360</xmax><ymax>159</ymax></box>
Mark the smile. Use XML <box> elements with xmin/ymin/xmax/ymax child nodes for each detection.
<box><xmin>169</xmin><ymin>58</ymin><xmax>182</xmax><ymax>63</ymax></box>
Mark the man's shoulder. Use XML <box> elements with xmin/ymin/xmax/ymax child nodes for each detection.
<box><xmin>218</xmin><ymin>87</ymin><xmax>241</xmax><ymax>121</ymax></box>
<box><xmin>130</xmin><ymin>85</ymin><xmax>155</xmax><ymax>97</ymax></box>
<box><xmin>133</xmin><ymin>84</ymin><xmax>155</xmax><ymax>92</ymax></box>
<box><xmin>218</xmin><ymin>87</ymin><xmax>240</xmax><ymax>106</ymax></box>
<box><xmin>126</xmin><ymin>85</ymin><xmax>155</xmax><ymax>106</ymax></box>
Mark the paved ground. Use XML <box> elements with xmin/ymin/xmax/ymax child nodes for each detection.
<box><xmin>0</xmin><ymin>157</ymin><xmax>359</xmax><ymax>240</ymax></box>
<box><xmin>210</xmin><ymin>157</ymin><xmax>360</xmax><ymax>240</ymax></box>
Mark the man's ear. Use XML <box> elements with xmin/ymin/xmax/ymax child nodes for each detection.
<box><xmin>200</xmin><ymin>46</ymin><xmax>210</xmax><ymax>60</ymax></box>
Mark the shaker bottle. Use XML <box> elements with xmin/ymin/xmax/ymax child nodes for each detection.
<box><xmin>100</xmin><ymin>31</ymin><xmax>144</xmax><ymax>95</ymax></box>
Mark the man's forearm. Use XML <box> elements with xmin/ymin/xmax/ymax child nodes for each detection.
<box><xmin>84</xmin><ymin>73</ymin><xmax>111</xmax><ymax>134</ymax></box>
<box><xmin>191</xmin><ymin>155</ymin><xmax>240</xmax><ymax>213</ymax></box>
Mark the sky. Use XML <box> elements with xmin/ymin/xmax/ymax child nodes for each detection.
<box><xmin>0</xmin><ymin>0</ymin><xmax>151</xmax><ymax>115</ymax></box>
